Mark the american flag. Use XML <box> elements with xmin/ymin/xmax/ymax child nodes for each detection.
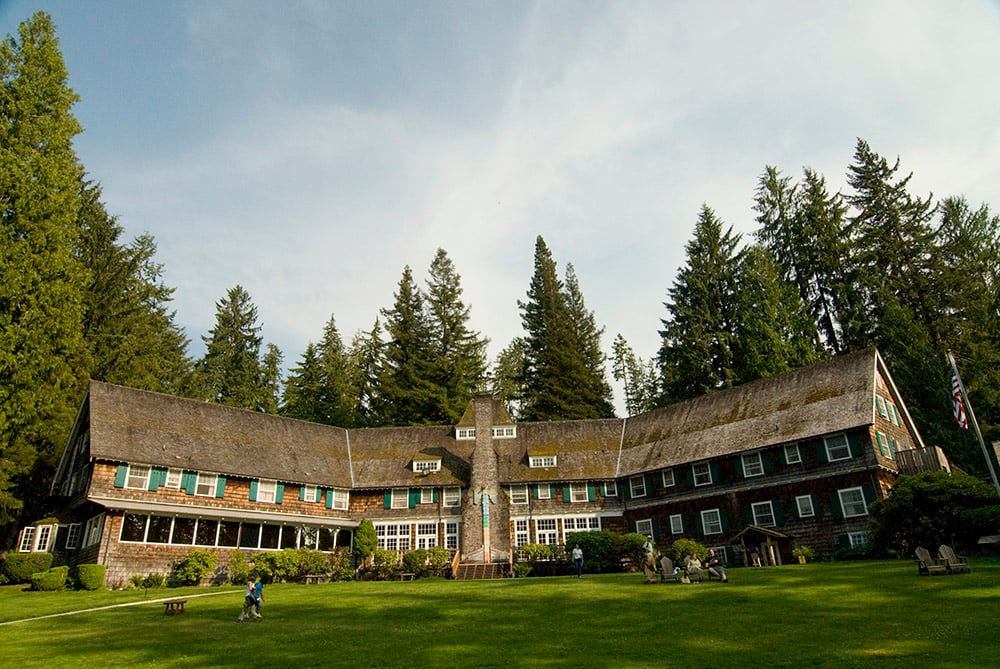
<box><xmin>951</xmin><ymin>363</ymin><xmax>969</xmax><ymax>431</ymax></box>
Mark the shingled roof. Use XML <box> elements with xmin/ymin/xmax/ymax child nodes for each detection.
<box><xmin>618</xmin><ymin>347</ymin><xmax>883</xmax><ymax>474</ymax></box>
<box><xmin>86</xmin><ymin>381</ymin><xmax>353</xmax><ymax>488</ymax></box>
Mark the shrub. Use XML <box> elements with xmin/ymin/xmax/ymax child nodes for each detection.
<box><xmin>31</xmin><ymin>566</ymin><xmax>69</xmax><ymax>591</ymax></box>
<box><xmin>565</xmin><ymin>531</ymin><xmax>620</xmax><ymax>573</ymax></box>
<box><xmin>961</xmin><ymin>505</ymin><xmax>1000</xmax><ymax>543</ymax></box>
<box><xmin>402</xmin><ymin>549</ymin><xmax>429</xmax><ymax>577</ymax></box>
<box><xmin>370</xmin><ymin>548</ymin><xmax>399</xmax><ymax>580</ymax></box>
<box><xmin>228</xmin><ymin>550</ymin><xmax>250</xmax><ymax>584</ymax></box>
<box><xmin>251</xmin><ymin>549</ymin><xmax>301</xmax><ymax>583</ymax></box>
<box><xmin>354</xmin><ymin>519</ymin><xmax>377</xmax><ymax>564</ymax></box>
<box><xmin>297</xmin><ymin>548</ymin><xmax>332</xmax><ymax>578</ymax></box>
<box><xmin>76</xmin><ymin>564</ymin><xmax>106</xmax><ymax>590</ymax></box>
<box><xmin>615</xmin><ymin>533</ymin><xmax>649</xmax><ymax>571</ymax></box>
<box><xmin>328</xmin><ymin>548</ymin><xmax>354</xmax><ymax>581</ymax></box>
<box><xmin>144</xmin><ymin>573</ymin><xmax>166</xmax><ymax>589</ymax></box>
<box><xmin>512</xmin><ymin>563</ymin><xmax>532</xmax><ymax>578</ymax></box>
<box><xmin>174</xmin><ymin>549</ymin><xmax>217</xmax><ymax>586</ymax></box>
<box><xmin>425</xmin><ymin>547</ymin><xmax>451</xmax><ymax>576</ymax></box>
<box><xmin>2</xmin><ymin>552</ymin><xmax>54</xmax><ymax>584</ymax></box>
<box><xmin>668</xmin><ymin>538</ymin><xmax>707</xmax><ymax>564</ymax></box>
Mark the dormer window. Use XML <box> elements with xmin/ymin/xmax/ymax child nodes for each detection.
<box><xmin>492</xmin><ymin>426</ymin><xmax>516</xmax><ymax>438</ymax></box>
<box><xmin>529</xmin><ymin>455</ymin><xmax>557</xmax><ymax>468</ymax></box>
<box><xmin>413</xmin><ymin>459</ymin><xmax>442</xmax><ymax>474</ymax></box>
<box><xmin>456</xmin><ymin>428</ymin><xmax>476</xmax><ymax>440</ymax></box>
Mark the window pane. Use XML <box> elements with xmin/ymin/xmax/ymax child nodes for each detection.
<box><xmin>318</xmin><ymin>528</ymin><xmax>335</xmax><ymax>551</ymax></box>
<box><xmin>171</xmin><ymin>518</ymin><xmax>196</xmax><ymax>545</ymax></box>
<box><xmin>218</xmin><ymin>521</ymin><xmax>240</xmax><ymax>547</ymax></box>
<box><xmin>121</xmin><ymin>513</ymin><xmax>148</xmax><ymax>542</ymax></box>
<box><xmin>195</xmin><ymin>519</ymin><xmax>219</xmax><ymax>546</ymax></box>
<box><xmin>280</xmin><ymin>526</ymin><xmax>298</xmax><ymax>549</ymax></box>
<box><xmin>240</xmin><ymin>523</ymin><xmax>261</xmax><ymax>549</ymax></box>
<box><xmin>261</xmin><ymin>524</ymin><xmax>280</xmax><ymax>549</ymax></box>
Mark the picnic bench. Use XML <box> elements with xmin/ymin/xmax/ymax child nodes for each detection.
<box><xmin>396</xmin><ymin>572</ymin><xmax>415</xmax><ymax>581</ymax></box>
<box><xmin>302</xmin><ymin>574</ymin><xmax>330</xmax><ymax>584</ymax></box>
<box><xmin>163</xmin><ymin>599</ymin><xmax>187</xmax><ymax>615</ymax></box>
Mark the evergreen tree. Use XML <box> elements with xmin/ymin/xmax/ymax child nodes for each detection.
<box><xmin>260</xmin><ymin>343</ymin><xmax>283</xmax><ymax>415</ymax></box>
<box><xmin>76</xmin><ymin>180</ymin><xmax>191</xmax><ymax>393</ymax></box>
<box><xmin>350</xmin><ymin>319</ymin><xmax>384</xmax><ymax>427</ymax></box>
<box><xmin>0</xmin><ymin>12</ymin><xmax>88</xmax><ymax>527</ymax></box>
<box><xmin>611</xmin><ymin>334</ymin><xmax>660</xmax><ymax>416</ymax></box>
<box><xmin>379</xmin><ymin>266</ymin><xmax>442</xmax><ymax>425</ymax></box>
<box><xmin>197</xmin><ymin>285</ymin><xmax>273</xmax><ymax>412</ymax></box>
<box><xmin>283</xmin><ymin>315</ymin><xmax>357</xmax><ymax>426</ymax></box>
<box><xmin>518</xmin><ymin>237</ymin><xmax>615</xmax><ymax>420</ymax></box>
<box><xmin>658</xmin><ymin>205</ymin><xmax>741</xmax><ymax>403</ymax></box>
<box><xmin>425</xmin><ymin>249</ymin><xmax>489</xmax><ymax>423</ymax></box>
<box><xmin>491</xmin><ymin>337</ymin><xmax>526</xmax><ymax>420</ymax></box>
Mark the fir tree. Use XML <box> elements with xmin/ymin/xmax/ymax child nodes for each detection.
<box><xmin>283</xmin><ymin>315</ymin><xmax>357</xmax><ymax>426</ymax></box>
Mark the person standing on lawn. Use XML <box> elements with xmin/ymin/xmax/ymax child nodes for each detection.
<box><xmin>238</xmin><ymin>580</ymin><xmax>259</xmax><ymax>622</ymax></box>
<box><xmin>572</xmin><ymin>544</ymin><xmax>584</xmax><ymax>577</ymax></box>
<box><xmin>254</xmin><ymin>577</ymin><xmax>264</xmax><ymax>619</ymax></box>
<box><xmin>642</xmin><ymin>536</ymin><xmax>657</xmax><ymax>583</ymax></box>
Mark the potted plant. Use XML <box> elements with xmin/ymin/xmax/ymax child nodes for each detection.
<box><xmin>792</xmin><ymin>545</ymin><xmax>814</xmax><ymax>564</ymax></box>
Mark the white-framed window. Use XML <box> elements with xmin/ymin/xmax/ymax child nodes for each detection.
<box><xmin>669</xmin><ymin>514</ymin><xmax>684</xmax><ymax>534</ymax></box>
<box><xmin>302</xmin><ymin>484</ymin><xmax>320</xmax><ymax>503</ymax></box>
<box><xmin>661</xmin><ymin>469</ymin><xmax>675</xmax><ymax>487</ymax></box>
<box><xmin>413</xmin><ymin>460</ymin><xmax>441</xmax><ymax>474</ymax></box>
<box><xmin>795</xmin><ymin>495</ymin><xmax>815</xmax><ymax>518</ymax></box>
<box><xmin>700</xmin><ymin>509</ymin><xmax>723</xmax><ymax>535</ymax></box>
<box><xmin>847</xmin><ymin>531</ymin><xmax>870</xmax><ymax>547</ymax></box>
<box><xmin>510</xmin><ymin>484</ymin><xmax>529</xmax><ymax>505</ymax></box>
<box><xmin>492</xmin><ymin>426</ymin><xmax>516</xmax><ymax>438</ymax></box>
<box><xmin>195</xmin><ymin>473</ymin><xmax>218</xmax><ymax>497</ymax></box>
<box><xmin>536</xmin><ymin>485</ymin><xmax>552</xmax><ymax>500</ymax></box>
<box><xmin>784</xmin><ymin>443</ymin><xmax>802</xmax><ymax>464</ymax></box>
<box><xmin>693</xmin><ymin>463</ymin><xmax>713</xmax><ymax>486</ymax></box>
<box><xmin>65</xmin><ymin>523</ymin><xmax>82</xmax><ymax>550</ymax></box>
<box><xmin>635</xmin><ymin>518</ymin><xmax>654</xmax><ymax>538</ymax></box>
<box><xmin>604</xmin><ymin>481</ymin><xmax>618</xmax><ymax>497</ymax></box>
<box><xmin>876</xmin><ymin>395</ymin><xmax>889</xmax><ymax>419</ymax></box>
<box><xmin>569</xmin><ymin>482</ymin><xmax>589</xmax><ymax>503</ymax></box>
<box><xmin>742</xmin><ymin>452</ymin><xmax>764</xmax><ymax>477</ymax></box>
<box><xmin>164</xmin><ymin>468</ymin><xmax>183</xmax><ymax>489</ymax></box>
<box><xmin>445</xmin><ymin>522</ymin><xmax>459</xmax><ymax>550</ymax></box>
<box><xmin>420</xmin><ymin>488</ymin><xmax>435</xmax><ymax>504</ymax></box>
<box><xmin>563</xmin><ymin>517</ymin><xmax>601</xmax><ymax>532</ymax></box>
<box><xmin>514</xmin><ymin>519</ymin><xmax>529</xmax><ymax>547</ymax></box>
<box><xmin>330</xmin><ymin>488</ymin><xmax>350</xmax><ymax>510</ymax></box>
<box><xmin>443</xmin><ymin>487</ymin><xmax>461</xmax><ymax>507</ymax></box>
<box><xmin>376</xmin><ymin>523</ymin><xmax>410</xmax><ymax>551</ymax></box>
<box><xmin>839</xmin><ymin>487</ymin><xmax>869</xmax><ymax>518</ymax></box>
<box><xmin>529</xmin><ymin>455</ymin><xmax>557</xmax><ymax>468</ymax></box>
<box><xmin>751</xmin><ymin>501</ymin><xmax>776</xmax><ymax>527</ymax></box>
<box><xmin>824</xmin><ymin>433</ymin><xmax>852</xmax><ymax>461</ymax></box>
<box><xmin>390</xmin><ymin>488</ymin><xmax>408</xmax><ymax>509</ymax></box>
<box><xmin>256</xmin><ymin>480</ymin><xmax>278</xmax><ymax>504</ymax></box>
<box><xmin>18</xmin><ymin>527</ymin><xmax>35</xmax><ymax>552</ymax></box>
<box><xmin>34</xmin><ymin>525</ymin><xmax>53</xmax><ymax>552</ymax></box>
<box><xmin>456</xmin><ymin>428</ymin><xmax>476</xmax><ymax>440</ymax></box>
<box><xmin>416</xmin><ymin>523</ymin><xmax>438</xmax><ymax>549</ymax></box>
<box><xmin>535</xmin><ymin>518</ymin><xmax>558</xmax><ymax>545</ymax></box>
<box><xmin>889</xmin><ymin>404</ymin><xmax>901</xmax><ymax>426</ymax></box>
<box><xmin>629</xmin><ymin>475</ymin><xmax>647</xmax><ymax>498</ymax></box>
<box><xmin>125</xmin><ymin>464</ymin><xmax>151</xmax><ymax>490</ymax></box>
<box><xmin>83</xmin><ymin>514</ymin><xmax>104</xmax><ymax>547</ymax></box>
<box><xmin>875</xmin><ymin>432</ymin><xmax>894</xmax><ymax>459</ymax></box>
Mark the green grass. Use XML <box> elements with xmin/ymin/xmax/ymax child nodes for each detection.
<box><xmin>1</xmin><ymin>559</ymin><xmax>998</xmax><ymax>668</ymax></box>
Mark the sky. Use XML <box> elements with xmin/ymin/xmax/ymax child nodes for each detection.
<box><xmin>3</xmin><ymin>1</ymin><xmax>999</xmax><ymax>413</ymax></box>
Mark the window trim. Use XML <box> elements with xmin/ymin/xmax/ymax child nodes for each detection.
<box><xmin>510</xmin><ymin>484</ymin><xmax>529</xmax><ymax>505</ymax></box>
<box><xmin>795</xmin><ymin>495</ymin><xmax>815</xmax><ymax>518</ymax></box>
<box><xmin>700</xmin><ymin>508</ymin><xmax>723</xmax><ymax>535</ymax></box>
<box><xmin>824</xmin><ymin>433</ymin><xmax>852</xmax><ymax>462</ymax></box>
<box><xmin>741</xmin><ymin>452</ymin><xmax>764</xmax><ymax>478</ymax></box>
<box><xmin>629</xmin><ymin>475</ymin><xmax>647</xmax><ymax>498</ymax></box>
<box><xmin>413</xmin><ymin>459</ymin><xmax>441</xmax><ymax>474</ymax></box>
<box><xmin>692</xmin><ymin>462</ymin><xmax>713</xmax><ymax>487</ymax></box>
<box><xmin>390</xmin><ymin>488</ymin><xmax>408</xmax><ymax>509</ymax></box>
<box><xmin>604</xmin><ymin>481</ymin><xmax>618</xmax><ymax>497</ymax></box>
<box><xmin>669</xmin><ymin>514</ymin><xmax>684</xmax><ymax>535</ymax></box>
<box><xmin>330</xmin><ymin>488</ymin><xmax>350</xmax><ymax>511</ymax></box>
<box><xmin>784</xmin><ymin>443</ymin><xmax>802</xmax><ymax>464</ymax></box>
<box><xmin>195</xmin><ymin>473</ymin><xmax>219</xmax><ymax>497</ymax></box>
<box><xmin>529</xmin><ymin>455</ymin><xmax>557</xmax><ymax>468</ymax></box>
<box><xmin>443</xmin><ymin>486</ymin><xmax>461</xmax><ymax>507</ymax></box>
<box><xmin>569</xmin><ymin>482</ymin><xmax>588</xmax><ymax>503</ymax></box>
<box><xmin>751</xmin><ymin>501</ymin><xmax>776</xmax><ymax>527</ymax></box>
<box><xmin>661</xmin><ymin>469</ymin><xmax>675</xmax><ymax>487</ymax></box>
<box><xmin>838</xmin><ymin>486</ymin><xmax>869</xmax><ymax>518</ymax></box>
<box><xmin>125</xmin><ymin>464</ymin><xmax>151</xmax><ymax>490</ymax></box>
<box><xmin>635</xmin><ymin>518</ymin><xmax>654</xmax><ymax>538</ymax></box>
<box><xmin>256</xmin><ymin>479</ymin><xmax>279</xmax><ymax>504</ymax></box>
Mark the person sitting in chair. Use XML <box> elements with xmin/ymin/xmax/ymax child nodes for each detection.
<box><xmin>685</xmin><ymin>553</ymin><xmax>703</xmax><ymax>580</ymax></box>
<box><xmin>705</xmin><ymin>548</ymin><xmax>728</xmax><ymax>582</ymax></box>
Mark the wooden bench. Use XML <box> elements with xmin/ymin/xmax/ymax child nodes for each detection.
<box><xmin>396</xmin><ymin>572</ymin><xmax>415</xmax><ymax>581</ymax></box>
<box><xmin>302</xmin><ymin>574</ymin><xmax>329</xmax><ymax>584</ymax></box>
<box><xmin>163</xmin><ymin>599</ymin><xmax>187</xmax><ymax>615</ymax></box>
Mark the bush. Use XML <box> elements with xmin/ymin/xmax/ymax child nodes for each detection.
<box><xmin>76</xmin><ymin>564</ymin><xmax>106</xmax><ymax>590</ymax></box>
<box><xmin>354</xmin><ymin>519</ymin><xmax>377</xmax><ymax>564</ymax></box>
<box><xmin>668</xmin><ymin>538</ymin><xmax>707</xmax><ymax>564</ymax></box>
<box><xmin>512</xmin><ymin>563</ymin><xmax>532</xmax><ymax>578</ymax></box>
<box><xmin>173</xmin><ymin>549</ymin><xmax>217</xmax><ymax>586</ymax></box>
<box><xmin>370</xmin><ymin>548</ymin><xmax>399</xmax><ymax>580</ymax></box>
<box><xmin>297</xmin><ymin>548</ymin><xmax>332</xmax><ymax>578</ymax></box>
<box><xmin>565</xmin><ymin>531</ymin><xmax>620</xmax><ymax>573</ymax></box>
<box><xmin>31</xmin><ymin>566</ymin><xmax>69</xmax><ymax>591</ymax></box>
<box><xmin>425</xmin><ymin>547</ymin><xmax>451</xmax><ymax>576</ymax></box>
<box><xmin>228</xmin><ymin>550</ymin><xmax>250</xmax><ymax>585</ymax></box>
<box><xmin>961</xmin><ymin>505</ymin><xmax>1000</xmax><ymax>542</ymax></box>
<box><xmin>1</xmin><ymin>552</ymin><xmax>54</xmax><ymax>584</ymax></box>
<box><xmin>616</xmin><ymin>533</ymin><xmax>649</xmax><ymax>571</ymax></box>
<box><xmin>328</xmin><ymin>548</ymin><xmax>354</xmax><ymax>581</ymax></box>
<box><xmin>251</xmin><ymin>549</ymin><xmax>302</xmax><ymax>583</ymax></box>
<box><xmin>402</xmin><ymin>549</ymin><xmax>429</xmax><ymax>577</ymax></box>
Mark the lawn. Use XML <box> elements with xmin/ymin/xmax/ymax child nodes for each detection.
<box><xmin>1</xmin><ymin>559</ymin><xmax>997</xmax><ymax>668</ymax></box>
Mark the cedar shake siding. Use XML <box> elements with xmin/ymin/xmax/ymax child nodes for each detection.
<box><xmin>33</xmin><ymin>348</ymin><xmax>943</xmax><ymax>584</ymax></box>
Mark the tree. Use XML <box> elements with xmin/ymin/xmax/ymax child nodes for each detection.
<box><xmin>76</xmin><ymin>179</ymin><xmax>191</xmax><ymax>393</ymax></box>
<box><xmin>658</xmin><ymin>205</ymin><xmax>741</xmax><ymax>403</ymax></box>
<box><xmin>0</xmin><ymin>12</ymin><xmax>89</xmax><ymax>527</ymax></box>
<box><xmin>611</xmin><ymin>334</ymin><xmax>659</xmax><ymax>416</ymax></box>
<box><xmin>562</xmin><ymin>264</ymin><xmax>615</xmax><ymax>418</ymax></box>
<box><xmin>868</xmin><ymin>471</ymin><xmax>998</xmax><ymax>554</ymax></box>
<box><xmin>379</xmin><ymin>266</ymin><xmax>442</xmax><ymax>426</ymax></box>
<box><xmin>518</xmin><ymin>236</ymin><xmax>614</xmax><ymax>420</ymax></box>
<box><xmin>283</xmin><ymin>315</ymin><xmax>357</xmax><ymax>426</ymax></box>
<box><xmin>424</xmin><ymin>249</ymin><xmax>488</xmax><ymax>423</ymax></box>
<box><xmin>349</xmin><ymin>319</ymin><xmax>384</xmax><ymax>427</ymax></box>
<box><xmin>197</xmin><ymin>285</ymin><xmax>275</xmax><ymax>412</ymax></box>
<box><xmin>490</xmin><ymin>337</ymin><xmax>526</xmax><ymax>420</ymax></box>
<box><xmin>353</xmin><ymin>518</ymin><xmax>377</xmax><ymax>566</ymax></box>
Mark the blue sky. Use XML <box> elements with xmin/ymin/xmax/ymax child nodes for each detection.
<box><xmin>3</xmin><ymin>1</ymin><xmax>999</xmax><ymax>412</ymax></box>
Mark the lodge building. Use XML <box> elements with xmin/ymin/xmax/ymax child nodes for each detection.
<box><xmin>17</xmin><ymin>348</ymin><xmax>949</xmax><ymax>585</ymax></box>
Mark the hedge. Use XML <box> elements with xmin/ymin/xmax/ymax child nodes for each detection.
<box><xmin>76</xmin><ymin>564</ymin><xmax>106</xmax><ymax>590</ymax></box>
<box><xmin>32</xmin><ymin>566</ymin><xmax>70</xmax><ymax>591</ymax></box>
<box><xmin>1</xmin><ymin>552</ymin><xmax>54</xmax><ymax>584</ymax></box>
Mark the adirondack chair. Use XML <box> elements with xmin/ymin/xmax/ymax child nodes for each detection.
<box><xmin>938</xmin><ymin>545</ymin><xmax>971</xmax><ymax>574</ymax></box>
<box><xmin>914</xmin><ymin>547</ymin><xmax>947</xmax><ymax>576</ymax></box>
<box><xmin>660</xmin><ymin>556</ymin><xmax>681</xmax><ymax>583</ymax></box>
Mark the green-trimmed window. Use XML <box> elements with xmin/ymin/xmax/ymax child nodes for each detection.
<box><xmin>824</xmin><ymin>434</ymin><xmax>851</xmax><ymax>462</ymax></box>
<box><xmin>751</xmin><ymin>501</ymin><xmax>775</xmax><ymax>527</ymax></box>
<box><xmin>700</xmin><ymin>509</ymin><xmax>723</xmax><ymax>535</ymax></box>
<box><xmin>629</xmin><ymin>475</ymin><xmax>647</xmax><ymax>498</ymax></box>
<box><xmin>669</xmin><ymin>514</ymin><xmax>684</xmax><ymax>534</ymax></box>
<box><xmin>661</xmin><ymin>469</ymin><xmax>675</xmax><ymax>487</ymax></box>
<box><xmin>795</xmin><ymin>495</ymin><xmax>816</xmax><ymax>518</ymax></box>
<box><xmin>838</xmin><ymin>487</ymin><xmax>868</xmax><ymax>517</ymax></box>
<box><xmin>693</xmin><ymin>462</ymin><xmax>713</xmax><ymax>486</ymax></box>
<box><xmin>741</xmin><ymin>453</ymin><xmax>764</xmax><ymax>478</ymax></box>
<box><xmin>784</xmin><ymin>443</ymin><xmax>802</xmax><ymax>464</ymax></box>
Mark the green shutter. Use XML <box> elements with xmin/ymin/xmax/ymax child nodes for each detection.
<box><xmin>694</xmin><ymin>512</ymin><xmax>704</xmax><ymax>535</ymax></box>
<box><xmin>114</xmin><ymin>463</ymin><xmax>128</xmax><ymax>488</ymax></box>
<box><xmin>563</xmin><ymin>485</ymin><xmax>571</xmax><ymax>503</ymax></box>
<box><xmin>651</xmin><ymin>521</ymin><xmax>660</xmax><ymax>540</ymax></box>
<box><xmin>816</xmin><ymin>441</ymin><xmax>829</xmax><ymax>463</ymax></box>
<box><xmin>587</xmin><ymin>483</ymin><xmax>596</xmax><ymax>502</ymax></box>
<box><xmin>743</xmin><ymin>504</ymin><xmax>754</xmax><ymax>526</ymax></box>
<box><xmin>709</xmin><ymin>462</ymin><xmax>720</xmax><ymax>484</ymax></box>
<box><xmin>148</xmin><ymin>467</ymin><xmax>165</xmax><ymax>491</ymax></box>
<box><xmin>215</xmin><ymin>476</ymin><xmax>226</xmax><ymax>498</ymax></box>
<box><xmin>433</xmin><ymin>488</ymin><xmax>439</xmax><ymax>503</ymax></box>
<box><xmin>862</xmin><ymin>484</ymin><xmax>876</xmax><ymax>505</ymax></box>
<box><xmin>384</xmin><ymin>491</ymin><xmax>392</xmax><ymax>509</ymax></box>
<box><xmin>838</xmin><ymin>533</ymin><xmax>850</xmax><ymax>549</ymax></box>
<box><xmin>326</xmin><ymin>489</ymin><xmax>334</xmax><ymax>509</ymax></box>
<box><xmin>182</xmin><ymin>471</ymin><xmax>196</xmax><ymax>495</ymax></box>
<box><xmin>762</xmin><ymin>452</ymin><xmax>774</xmax><ymax>474</ymax></box>
<box><xmin>848</xmin><ymin>433</ymin><xmax>864</xmax><ymax>457</ymax></box>
<box><xmin>532</xmin><ymin>485</ymin><xmax>540</xmax><ymax>500</ymax></box>
<box><xmin>275</xmin><ymin>482</ymin><xmax>284</xmax><ymax>503</ymax></box>
<box><xmin>409</xmin><ymin>488</ymin><xmax>419</xmax><ymax>508</ymax></box>
<box><xmin>299</xmin><ymin>486</ymin><xmax>306</xmax><ymax>501</ymax></box>
<box><xmin>812</xmin><ymin>494</ymin><xmax>822</xmax><ymax>516</ymax></box>
<box><xmin>629</xmin><ymin>520</ymin><xmax>637</xmax><ymax>533</ymax></box>
<box><xmin>829</xmin><ymin>492</ymin><xmax>843</xmax><ymax>519</ymax></box>
<box><xmin>249</xmin><ymin>479</ymin><xmax>259</xmax><ymax>502</ymax></box>
<box><xmin>773</xmin><ymin>500</ymin><xmax>785</xmax><ymax>526</ymax></box>
<box><xmin>549</xmin><ymin>484</ymin><xmax>556</xmax><ymax>499</ymax></box>
<box><xmin>735</xmin><ymin>456</ymin><xmax>745</xmax><ymax>479</ymax></box>
<box><xmin>720</xmin><ymin>508</ymin><xmax>730</xmax><ymax>532</ymax></box>
<box><xmin>685</xmin><ymin>466</ymin><xmax>695</xmax><ymax>486</ymax></box>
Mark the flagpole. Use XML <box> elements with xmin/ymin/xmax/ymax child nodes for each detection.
<box><xmin>948</xmin><ymin>351</ymin><xmax>1000</xmax><ymax>498</ymax></box>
